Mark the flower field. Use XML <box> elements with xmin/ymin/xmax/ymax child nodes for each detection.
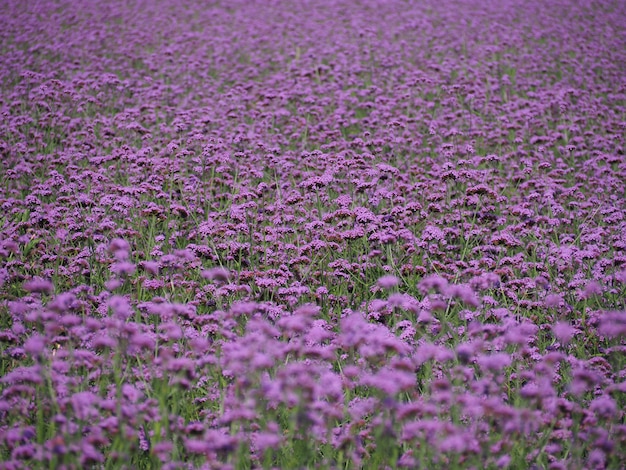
<box><xmin>1</xmin><ymin>0</ymin><xmax>626</xmax><ymax>468</ymax></box>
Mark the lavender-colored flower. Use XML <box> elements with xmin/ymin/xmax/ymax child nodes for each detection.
<box><xmin>104</xmin><ymin>278</ymin><xmax>122</xmax><ymax>291</ymax></box>
<box><xmin>108</xmin><ymin>295</ymin><xmax>133</xmax><ymax>321</ymax></box>
<box><xmin>447</xmin><ymin>283</ymin><xmax>480</xmax><ymax>308</ymax></box>
<box><xmin>586</xmin><ymin>449</ymin><xmax>606</xmax><ymax>469</ymax></box>
<box><xmin>201</xmin><ymin>267</ymin><xmax>231</xmax><ymax>283</ymax></box>
<box><xmin>23</xmin><ymin>277</ymin><xmax>53</xmax><ymax>294</ymax></box>
<box><xmin>582</xmin><ymin>280</ymin><xmax>602</xmax><ymax>299</ymax></box>
<box><xmin>496</xmin><ymin>455</ymin><xmax>511</xmax><ymax>468</ymax></box>
<box><xmin>159</xmin><ymin>321</ymin><xmax>183</xmax><ymax>341</ymax></box>
<box><xmin>552</xmin><ymin>321</ymin><xmax>577</xmax><ymax>344</ymax></box>
<box><xmin>80</xmin><ymin>442</ymin><xmax>104</xmax><ymax>465</ymax></box>
<box><xmin>108</xmin><ymin>238</ymin><xmax>131</xmax><ymax>261</ymax></box>
<box><xmin>418</xmin><ymin>274</ymin><xmax>449</xmax><ymax>294</ymax></box>
<box><xmin>377</xmin><ymin>274</ymin><xmax>399</xmax><ymax>289</ymax></box>
<box><xmin>70</xmin><ymin>391</ymin><xmax>100</xmax><ymax>421</ymax></box>
<box><xmin>360</xmin><ymin>367</ymin><xmax>415</xmax><ymax>396</ymax></box>
<box><xmin>598</xmin><ymin>311</ymin><xmax>626</xmax><ymax>338</ymax></box>
<box><xmin>230</xmin><ymin>301</ymin><xmax>258</xmax><ymax>317</ymax></box>
<box><xmin>1</xmin><ymin>366</ymin><xmax>43</xmax><ymax>385</ymax></box>
<box><xmin>252</xmin><ymin>430</ymin><xmax>282</xmax><ymax>452</ymax></box>
<box><xmin>477</xmin><ymin>353</ymin><xmax>512</xmax><ymax>373</ymax></box>
<box><xmin>111</xmin><ymin>261</ymin><xmax>136</xmax><ymax>276</ymax></box>
<box><xmin>544</xmin><ymin>294</ymin><xmax>563</xmax><ymax>308</ymax></box>
<box><xmin>589</xmin><ymin>395</ymin><xmax>617</xmax><ymax>419</ymax></box>
<box><xmin>141</xmin><ymin>261</ymin><xmax>160</xmax><ymax>275</ymax></box>
<box><xmin>122</xmin><ymin>384</ymin><xmax>143</xmax><ymax>403</ymax></box>
<box><xmin>23</xmin><ymin>334</ymin><xmax>46</xmax><ymax>357</ymax></box>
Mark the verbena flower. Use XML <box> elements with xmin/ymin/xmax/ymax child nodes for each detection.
<box><xmin>377</xmin><ymin>274</ymin><xmax>399</xmax><ymax>289</ymax></box>
<box><xmin>552</xmin><ymin>321</ymin><xmax>577</xmax><ymax>344</ymax></box>
<box><xmin>23</xmin><ymin>278</ymin><xmax>53</xmax><ymax>294</ymax></box>
<box><xmin>23</xmin><ymin>334</ymin><xmax>46</xmax><ymax>358</ymax></box>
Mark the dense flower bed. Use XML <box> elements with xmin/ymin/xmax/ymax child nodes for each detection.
<box><xmin>1</xmin><ymin>0</ymin><xmax>625</xmax><ymax>468</ymax></box>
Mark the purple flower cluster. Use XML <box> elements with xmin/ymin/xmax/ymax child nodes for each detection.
<box><xmin>1</xmin><ymin>0</ymin><xmax>625</xmax><ymax>468</ymax></box>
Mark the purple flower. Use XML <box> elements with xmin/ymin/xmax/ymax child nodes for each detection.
<box><xmin>111</xmin><ymin>261</ymin><xmax>136</xmax><ymax>276</ymax></box>
<box><xmin>104</xmin><ymin>278</ymin><xmax>122</xmax><ymax>291</ymax></box>
<box><xmin>122</xmin><ymin>384</ymin><xmax>143</xmax><ymax>403</ymax></box>
<box><xmin>185</xmin><ymin>438</ymin><xmax>210</xmax><ymax>454</ymax></box>
<box><xmin>418</xmin><ymin>274</ymin><xmax>449</xmax><ymax>294</ymax></box>
<box><xmin>141</xmin><ymin>261</ymin><xmax>160</xmax><ymax>275</ymax></box>
<box><xmin>438</xmin><ymin>433</ymin><xmax>468</xmax><ymax>453</ymax></box>
<box><xmin>455</xmin><ymin>343</ymin><xmax>475</xmax><ymax>364</ymax></box>
<box><xmin>598</xmin><ymin>311</ymin><xmax>626</xmax><ymax>338</ymax></box>
<box><xmin>189</xmin><ymin>336</ymin><xmax>210</xmax><ymax>354</ymax></box>
<box><xmin>129</xmin><ymin>331</ymin><xmax>155</xmax><ymax>351</ymax></box>
<box><xmin>159</xmin><ymin>321</ymin><xmax>183</xmax><ymax>341</ymax></box>
<box><xmin>253</xmin><ymin>430</ymin><xmax>282</xmax><ymax>452</ymax></box>
<box><xmin>230</xmin><ymin>301</ymin><xmax>258</xmax><ymax>317</ymax></box>
<box><xmin>377</xmin><ymin>275</ymin><xmax>399</xmax><ymax>289</ymax></box>
<box><xmin>496</xmin><ymin>455</ymin><xmax>511</xmax><ymax>468</ymax></box>
<box><xmin>570</xmin><ymin>368</ymin><xmax>600</xmax><ymax>395</ymax></box>
<box><xmin>70</xmin><ymin>391</ymin><xmax>100</xmax><ymax>420</ymax></box>
<box><xmin>201</xmin><ymin>267</ymin><xmax>230</xmax><ymax>283</ymax></box>
<box><xmin>108</xmin><ymin>295</ymin><xmax>133</xmax><ymax>321</ymax></box>
<box><xmin>477</xmin><ymin>353</ymin><xmax>511</xmax><ymax>373</ymax></box>
<box><xmin>552</xmin><ymin>321</ymin><xmax>577</xmax><ymax>344</ymax></box>
<box><xmin>153</xmin><ymin>441</ymin><xmax>173</xmax><ymax>462</ymax></box>
<box><xmin>108</xmin><ymin>238</ymin><xmax>130</xmax><ymax>260</ymax></box>
<box><xmin>587</xmin><ymin>449</ymin><xmax>606</xmax><ymax>469</ymax></box>
<box><xmin>80</xmin><ymin>442</ymin><xmax>104</xmax><ymax>465</ymax></box>
<box><xmin>93</xmin><ymin>335</ymin><xmax>117</xmax><ymax>350</ymax></box>
<box><xmin>166</xmin><ymin>357</ymin><xmax>195</xmax><ymax>375</ymax></box>
<box><xmin>1</xmin><ymin>365</ymin><xmax>43</xmax><ymax>385</ymax></box>
<box><xmin>360</xmin><ymin>367</ymin><xmax>415</xmax><ymax>395</ymax></box>
<box><xmin>23</xmin><ymin>334</ymin><xmax>46</xmax><ymax>357</ymax></box>
<box><xmin>544</xmin><ymin>294</ymin><xmax>563</xmax><ymax>308</ymax></box>
<box><xmin>582</xmin><ymin>280</ymin><xmax>602</xmax><ymax>298</ymax></box>
<box><xmin>12</xmin><ymin>444</ymin><xmax>36</xmax><ymax>459</ymax></box>
<box><xmin>278</xmin><ymin>314</ymin><xmax>311</xmax><ymax>334</ymax></box>
<box><xmin>23</xmin><ymin>277</ymin><xmax>53</xmax><ymax>294</ymax></box>
<box><xmin>589</xmin><ymin>395</ymin><xmax>617</xmax><ymax>419</ymax></box>
<box><xmin>447</xmin><ymin>284</ymin><xmax>480</xmax><ymax>307</ymax></box>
